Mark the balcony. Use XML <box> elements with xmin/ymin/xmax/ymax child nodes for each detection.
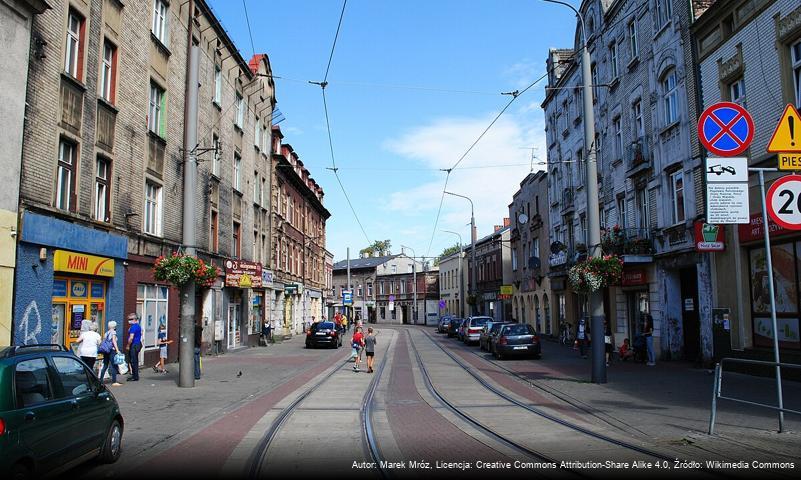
<box><xmin>601</xmin><ymin>227</ymin><xmax>655</xmax><ymax>263</ymax></box>
<box><xmin>561</xmin><ymin>187</ymin><xmax>575</xmax><ymax>214</ymax></box>
<box><xmin>626</xmin><ymin>137</ymin><xmax>652</xmax><ymax>176</ymax></box>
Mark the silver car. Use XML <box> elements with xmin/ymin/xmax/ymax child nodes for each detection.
<box><xmin>463</xmin><ymin>316</ymin><xmax>492</xmax><ymax>345</ymax></box>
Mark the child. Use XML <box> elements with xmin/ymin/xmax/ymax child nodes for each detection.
<box><xmin>619</xmin><ymin>338</ymin><xmax>635</xmax><ymax>361</ymax></box>
<box><xmin>351</xmin><ymin>326</ymin><xmax>365</xmax><ymax>372</ymax></box>
<box><xmin>153</xmin><ymin>324</ymin><xmax>172</xmax><ymax>373</ymax></box>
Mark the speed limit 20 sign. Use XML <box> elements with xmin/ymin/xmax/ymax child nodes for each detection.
<box><xmin>767</xmin><ymin>174</ymin><xmax>801</xmax><ymax>230</ymax></box>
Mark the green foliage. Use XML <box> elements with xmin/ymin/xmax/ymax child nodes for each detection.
<box><xmin>360</xmin><ymin>239</ymin><xmax>392</xmax><ymax>258</ymax></box>
<box><xmin>153</xmin><ymin>253</ymin><xmax>220</xmax><ymax>287</ymax></box>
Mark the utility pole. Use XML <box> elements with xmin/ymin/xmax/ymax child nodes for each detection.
<box><xmin>402</xmin><ymin>245</ymin><xmax>417</xmax><ymax>324</ymax></box>
<box><xmin>179</xmin><ymin>0</ymin><xmax>199</xmax><ymax>388</ymax></box>
<box><xmin>543</xmin><ymin>0</ymin><xmax>605</xmax><ymax>383</ymax></box>
<box><xmin>445</xmin><ymin>191</ymin><xmax>476</xmax><ymax>317</ymax></box>
<box><xmin>346</xmin><ymin>247</ymin><xmax>351</xmax><ymax>322</ymax></box>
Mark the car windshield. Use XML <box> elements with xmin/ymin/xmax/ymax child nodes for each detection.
<box><xmin>490</xmin><ymin>323</ymin><xmax>507</xmax><ymax>334</ymax></box>
<box><xmin>314</xmin><ymin>322</ymin><xmax>335</xmax><ymax>330</ymax></box>
<box><xmin>504</xmin><ymin>324</ymin><xmax>534</xmax><ymax>336</ymax></box>
<box><xmin>471</xmin><ymin>317</ymin><xmax>491</xmax><ymax>327</ymax></box>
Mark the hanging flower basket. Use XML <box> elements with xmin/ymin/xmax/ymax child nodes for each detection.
<box><xmin>568</xmin><ymin>255</ymin><xmax>624</xmax><ymax>293</ymax></box>
<box><xmin>601</xmin><ymin>224</ymin><xmax>625</xmax><ymax>256</ymax></box>
<box><xmin>153</xmin><ymin>253</ymin><xmax>220</xmax><ymax>288</ymax></box>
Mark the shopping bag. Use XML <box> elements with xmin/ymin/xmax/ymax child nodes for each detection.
<box><xmin>118</xmin><ymin>362</ymin><xmax>128</xmax><ymax>375</ymax></box>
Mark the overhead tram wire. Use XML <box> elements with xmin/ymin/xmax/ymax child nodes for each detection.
<box><xmin>324</xmin><ymin>0</ymin><xmax>348</xmax><ymax>84</ymax></box>
<box><xmin>241</xmin><ymin>0</ymin><xmax>256</xmax><ymax>58</ymax></box>
<box><xmin>424</xmin><ymin>70</ymin><xmax>550</xmax><ymax>257</ymax></box>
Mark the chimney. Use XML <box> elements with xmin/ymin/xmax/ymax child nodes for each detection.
<box><xmin>503</xmin><ymin>217</ymin><xmax>510</xmax><ymax>227</ymax></box>
<box><xmin>494</xmin><ymin>225</ymin><xmax>502</xmax><ymax>233</ymax></box>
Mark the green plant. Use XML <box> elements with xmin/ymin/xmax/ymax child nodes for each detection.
<box><xmin>568</xmin><ymin>255</ymin><xmax>624</xmax><ymax>293</ymax></box>
<box><xmin>601</xmin><ymin>224</ymin><xmax>625</xmax><ymax>255</ymax></box>
<box><xmin>153</xmin><ymin>253</ymin><xmax>220</xmax><ymax>287</ymax></box>
<box><xmin>625</xmin><ymin>237</ymin><xmax>654</xmax><ymax>255</ymax></box>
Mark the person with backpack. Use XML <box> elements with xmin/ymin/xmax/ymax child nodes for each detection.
<box><xmin>98</xmin><ymin>321</ymin><xmax>122</xmax><ymax>386</ymax></box>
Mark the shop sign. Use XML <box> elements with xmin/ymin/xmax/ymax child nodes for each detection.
<box><xmin>54</xmin><ymin>250</ymin><xmax>115</xmax><ymax>277</ymax></box>
<box><xmin>549</xmin><ymin>250</ymin><xmax>567</xmax><ymax>267</ymax></box>
<box><xmin>738</xmin><ymin>213</ymin><xmax>794</xmax><ymax>243</ymax></box>
<box><xmin>285</xmin><ymin>283</ymin><xmax>299</xmax><ymax>295</ymax></box>
<box><xmin>694</xmin><ymin>222</ymin><xmax>725</xmax><ymax>252</ymax></box>
<box><xmin>224</xmin><ymin>260</ymin><xmax>263</xmax><ymax>288</ymax></box>
<box><xmin>622</xmin><ymin>268</ymin><xmax>647</xmax><ymax>286</ymax></box>
<box><xmin>500</xmin><ymin>285</ymin><xmax>514</xmax><ymax>295</ymax></box>
<box><xmin>482</xmin><ymin>292</ymin><xmax>497</xmax><ymax>301</ymax></box>
<box><xmin>261</xmin><ymin>269</ymin><xmax>274</xmax><ymax>288</ymax></box>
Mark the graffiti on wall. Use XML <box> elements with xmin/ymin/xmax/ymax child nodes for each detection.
<box><xmin>17</xmin><ymin>300</ymin><xmax>42</xmax><ymax>345</ymax></box>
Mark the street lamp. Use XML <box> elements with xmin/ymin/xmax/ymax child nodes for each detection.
<box><xmin>401</xmin><ymin>245</ymin><xmax>417</xmax><ymax>325</ymax></box>
<box><xmin>441</xmin><ymin>230</ymin><xmax>464</xmax><ymax>318</ymax></box>
<box><xmin>541</xmin><ymin>0</ymin><xmax>605</xmax><ymax>384</ymax></box>
<box><xmin>444</xmin><ymin>191</ymin><xmax>477</xmax><ymax>316</ymax></box>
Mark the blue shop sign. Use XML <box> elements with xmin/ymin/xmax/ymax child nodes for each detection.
<box><xmin>53</xmin><ymin>279</ymin><xmax>68</xmax><ymax>297</ymax></box>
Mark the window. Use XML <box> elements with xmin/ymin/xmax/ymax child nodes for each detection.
<box><xmin>391</xmin><ymin>264</ymin><xmax>397</xmax><ymax>274</ymax></box>
<box><xmin>577</xmin><ymin>148</ymin><xmax>585</xmax><ymax>186</ymax></box>
<box><xmin>663</xmin><ymin>69</ymin><xmax>678</xmax><ymax>125</ymax></box>
<box><xmin>56</xmin><ymin>139</ymin><xmax>77</xmax><ymax>212</ymax></box>
<box><xmin>632</xmin><ymin>100</ymin><xmax>644</xmax><ymax>138</ymax></box>
<box><xmin>52</xmin><ymin>357</ymin><xmax>92</xmax><ymax>397</ymax></box>
<box><xmin>610</xmin><ymin>43</ymin><xmax>618</xmax><ymax>79</ymax></box>
<box><xmin>254</xmin><ymin>117</ymin><xmax>261</xmax><ymax>148</ymax></box>
<box><xmin>617</xmin><ymin>195</ymin><xmax>626</xmax><ymax>228</ymax></box>
<box><xmin>148</xmin><ymin>83</ymin><xmax>165</xmax><ymax>137</ymax></box>
<box><xmin>151</xmin><ymin>0</ymin><xmax>168</xmax><ymax>45</ymax></box>
<box><xmin>261</xmin><ymin>178</ymin><xmax>266</xmax><ymax>206</ymax></box>
<box><xmin>670</xmin><ymin>170</ymin><xmax>685</xmax><ymax>224</ymax></box>
<box><xmin>210</xmin><ymin>210</ymin><xmax>218</xmax><ymax>252</ymax></box>
<box><xmin>233</xmin><ymin>221</ymin><xmax>241</xmax><ymax>257</ymax></box>
<box><xmin>263</xmin><ymin>125</ymin><xmax>270</xmax><ymax>153</ymax></box>
<box><xmin>613</xmin><ymin>116</ymin><xmax>622</xmax><ymax>160</ymax></box>
<box><xmin>793</xmin><ymin>39</ymin><xmax>801</xmax><ymax>108</ymax></box>
<box><xmin>591</xmin><ymin>63</ymin><xmax>599</xmax><ymax>100</ymax></box>
<box><xmin>656</xmin><ymin>0</ymin><xmax>672</xmax><ymax>28</ymax></box>
<box><xmin>628</xmin><ymin>20</ymin><xmax>638</xmax><ymax>59</ymax></box>
<box><xmin>400</xmin><ymin>281</ymin><xmax>405</xmax><ymax>294</ymax></box>
<box><xmin>233</xmin><ymin>152</ymin><xmax>241</xmax><ymax>191</ymax></box>
<box><xmin>94</xmin><ymin>157</ymin><xmax>111</xmax><ymax>222</ymax></box>
<box><xmin>533</xmin><ymin>239</ymin><xmax>540</xmax><ymax>259</ymax></box>
<box><xmin>729</xmin><ymin>77</ymin><xmax>746</xmax><ymax>106</ymax></box>
<box><xmin>144</xmin><ymin>180</ymin><xmax>162</xmax><ymax>236</ymax></box>
<box><xmin>357</xmin><ymin>285</ymin><xmax>363</xmax><ymax>297</ymax></box>
<box><xmin>235</xmin><ymin>93</ymin><xmax>244</xmax><ymax>128</ymax></box>
<box><xmin>253</xmin><ymin>171</ymin><xmax>260</xmax><ymax>203</ymax></box>
<box><xmin>637</xmin><ymin>188</ymin><xmax>649</xmax><ymax>230</ymax></box>
<box><xmin>15</xmin><ymin>358</ymin><xmax>54</xmax><ymax>407</ymax></box>
<box><xmin>367</xmin><ymin>283</ymin><xmax>373</xmax><ymax>297</ymax></box>
<box><xmin>212</xmin><ymin>134</ymin><xmax>220</xmax><ymax>176</ymax></box>
<box><xmin>100</xmin><ymin>40</ymin><xmax>116</xmax><ymax>103</ymax></box>
<box><xmin>214</xmin><ymin>65</ymin><xmax>222</xmax><ymax>105</ymax></box>
<box><xmin>512</xmin><ymin>248</ymin><xmax>518</xmax><ymax>271</ymax></box>
<box><xmin>379</xmin><ymin>282</ymin><xmax>385</xmax><ymax>295</ymax></box>
<box><xmin>136</xmin><ymin>284</ymin><xmax>169</xmax><ymax>349</ymax></box>
<box><xmin>64</xmin><ymin>10</ymin><xmax>83</xmax><ymax>79</ymax></box>
<box><xmin>253</xmin><ymin>231</ymin><xmax>258</xmax><ymax>260</ymax></box>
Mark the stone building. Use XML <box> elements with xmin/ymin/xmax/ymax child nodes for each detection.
<box><xmin>376</xmin><ymin>269</ymin><xmax>439</xmax><ymax>325</ymax></box>
<box><xmin>542</xmin><ymin>0</ymin><xmax>712</xmax><ymax>362</ymax></box>
<box><xmin>438</xmin><ymin>250</ymin><xmax>465</xmax><ymax>318</ymax></box>
<box><xmin>12</xmin><ymin>0</ymin><xmax>275</xmax><ymax>364</ymax></box>
<box><xmin>0</xmin><ymin>0</ymin><xmax>50</xmax><ymax>346</ymax></box>
<box><xmin>694</xmin><ymin>0</ymin><xmax>801</xmax><ymax>356</ymax></box>
<box><xmin>508</xmin><ymin>170</ymin><xmax>553</xmax><ymax>334</ymax></box>
<box><xmin>469</xmin><ymin>223</ymin><xmax>512</xmax><ymax>321</ymax></box>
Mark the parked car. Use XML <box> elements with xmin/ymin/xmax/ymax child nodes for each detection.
<box><xmin>305</xmin><ymin>322</ymin><xmax>342</xmax><ymax>348</ymax></box>
<box><xmin>0</xmin><ymin>344</ymin><xmax>124</xmax><ymax>479</ymax></box>
<box><xmin>491</xmin><ymin>323</ymin><xmax>541</xmax><ymax>359</ymax></box>
<box><xmin>447</xmin><ymin>318</ymin><xmax>463</xmax><ymax>338</ymax></box>
<box><xmin>437</xmin><ymin>316</ymin><xmax>453</xmax><ymax>334</ymax></box>
<box><xmin>463</xmin><ymin>316</ymin><xmax>492</xmax><ymax>345</ymax></box>
<box><xmin>480</xmin><ymin>321</ymin><xmax>510</xmax><ymax>351</ymax></box>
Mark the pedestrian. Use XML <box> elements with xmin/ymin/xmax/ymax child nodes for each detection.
<box><xmin>153</xmin><ymin>323</ymin><xmax>172</xmax><ymax>373</ymax></box>
<box><xmin>99</xmin><ymin>321</ymin><xmax>122</xmax><ymax>386</ymax></box>
<box><xmin>643</xmin><ymin>313</ymin><xmax>656</xmax><ymax>366</ymax></box>
<box><xmin>618</xmin><ymin>338</ymin><xmax>635</xmax><ymax>362</ymax></box>
<box><xmin>76</xmin><ymin>320</ymin><xmax>101</xmax><ymax>370</ymax></box>
<box><xmin>194</xmin><ymin>322</ymin><xmax>203</xmax><ymax>380</ymax></box>
<box><xmin>575</xmin><ymin>316</ymin><xmax>588</xmax><ymax>359</ymax></box>
<box><xmin>351</xmin><ymin>326</ymin><xmax>365</xmax><ymax>372</ymax></box>
<box><xmin>126</xmin><ymin>313</ymin><xmax>143</xmax><ymax>381</ymax></box>
<box><xmin>603</xmin><ymin>319</ymin><xmax>614</xmax><ymax>366</ymax></box>
<box><xmin>342</xmin><ymin>314</ymin><xmax>349</xmax><ymax>333</ymax></box>
<box><xmin>364</xmin><ymin>327</ymin><xmax>377</xmax><ymax>373</ymax></box>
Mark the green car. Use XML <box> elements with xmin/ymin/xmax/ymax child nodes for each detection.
<box><xmin>0</xmin><ymin>344</ymin><xmax>123</xmax><ymax>479</ymax></box>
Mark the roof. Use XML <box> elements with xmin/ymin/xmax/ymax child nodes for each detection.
<box><xmin>333</xmin><ymin>254</ymin><xmax>401</xmax><ymax>271</ymax></box>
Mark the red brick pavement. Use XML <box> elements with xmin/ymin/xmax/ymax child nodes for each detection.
<box><xmin>141</xmin><ymin>347</ymin><xmax>348</xmax><ymax>477</ymax></box>
<box><xmin>386</xmin><ymin>333</ymin><xmax>511</xmax><ymax>463</ymax></box>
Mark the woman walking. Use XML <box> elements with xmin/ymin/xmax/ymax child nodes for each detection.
<box><xmin>364</xmin><ymin>327</ymin><xmax>377</xmax><ymax>373</ymax></box>
<box><xmin>643</xmin><ymin>313</ymin><xmax>656</xmax><ymax>366</ymax></box>
<box><xmin>603</xmin><ymin>319</ymin><xmax>614</xmax><ymax>366</ymax></box>
<box><xmin>76</xmin><ymin>320</ymin><xmax>101</xmax><ymax>370</ymax></box>
<box><xmin>99</xmin><ymin>321</ymin><xmax>122</xmax><ymax>386</ymax></box>
<box><xmin>352</xmin><ymin>326</ymin><xmax>365</xmax><ymax>372</ymax></box>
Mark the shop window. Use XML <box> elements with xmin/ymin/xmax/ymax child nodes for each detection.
<box><xmin>136</xmin><ymin>284</ymin><xmax>169</xmax><ymax>350</ymax></box>
<box><xmin>749</xmin><ymin>243</ymin><xmax>801</xmax><ymax>350</ymax></box>
<box><xmin>52</xmin><ymin>277</ymin><xmax>106</xmax><ymax>350</ymax></box>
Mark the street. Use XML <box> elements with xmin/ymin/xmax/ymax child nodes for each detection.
<box><xmin>74</xmin><ymin>325</ymin><xmax>800</xmax><ymax>479</ymax></box>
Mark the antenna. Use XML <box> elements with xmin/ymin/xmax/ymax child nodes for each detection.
<box><xmin>519</xmin><ymin>146</ymin><xmax>538</xmax><ymax>172</ymax></box>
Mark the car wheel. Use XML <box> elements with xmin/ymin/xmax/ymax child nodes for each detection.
<box><xmin>99</xmin><ymin>419</ymin><xmax>123</xmax><ymax>464</ymax></box>
<box><xmin>11</xmin><ymin>462</ymin><xmax>31</xmax><ymax>480</ymax></box>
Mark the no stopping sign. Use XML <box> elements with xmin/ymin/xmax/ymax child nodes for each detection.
<box><xmin>766</xmin><ymin>174</ymin><xmax>801</xmax><ymax>230</ymax></box>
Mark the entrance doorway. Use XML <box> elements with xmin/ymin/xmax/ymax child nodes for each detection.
<box><xmin>626</xmin><ymin>290</ymin><xmax>649</xmax><ymax>341</ymax></box>
<box><xmin>401</xmin><ymin>305</ymin><xmax>408</xmax><ymax>324</ymax></box>
<box><xmin>680</xmin><ymin>268</ymin><xmax>700</xmax><ymax>361</ymax></box>
<box><xmin>228</xmin><ymin>293</ymin><xmax>241</xmax><ymax>349</ymax></box>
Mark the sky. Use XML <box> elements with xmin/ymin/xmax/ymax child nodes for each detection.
<box><xmin>206</xmin><ymin>0</ymin><xmax>576</xmax><ymax>262</ymax></box>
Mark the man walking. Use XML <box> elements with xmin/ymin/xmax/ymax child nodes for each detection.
<box><xmin>194</xmin><ymin>322</ymin><xmax>203</xmax><ymax>380</ymax></box>
<box><xmin>126</xmin><ymin>313</ymin><xmax>142</xmax><ymax>381</ymax></box>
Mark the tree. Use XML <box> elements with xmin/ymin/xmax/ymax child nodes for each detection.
<box><xmin>359</xmin><ymin>239</ymin><xmax>392</xmax><ymax>258</ymax></box>
<box><xmin>434</xmin><ymin>243</ymin><xmax>461</xmax><ymax>266</ymax></box>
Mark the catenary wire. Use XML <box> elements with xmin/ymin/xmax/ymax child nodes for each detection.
<box><xmin>324</xmin><ymin>0</ymin><xmax>348</xmax><ymax>84</ymax></box>
<box><xmin>241</xmin><ymin>0</ymin><xmax>256</xmax><ymax>59</ymax></box>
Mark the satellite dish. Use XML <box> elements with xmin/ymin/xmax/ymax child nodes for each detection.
<box><xmin>518</xmin><ymin>213</ymin><xmax>529</xmax><ymax>225</ymax></box>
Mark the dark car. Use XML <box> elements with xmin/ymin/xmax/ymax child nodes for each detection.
<box><xmin>0</xmin><ymin>344</ymin><xmax>123</xmax><ymax>479</ymax></box>
<box><xmin>480</xmin><ymin>321</ymin><xmax>510</xmax><ymax>351</ymax></box>
<box><xmin>305</xmin><ymin>322</ymin><xmax>342</xmax><ymax>348</ymax></box>
<box><xmin>437</xmin><ymin>316</ymin><xmax>453</xmax><ymax>334</ymax></box>
<box><xmin>463</xmin><ymin>316</ymin><xmax>492</xmax><ymax>345</ymax></box>
<box><xmin>447</xmin><ymin>318</ymin><xmax>463</xmax><ymax>338</ymax></box>
<box><xmin>491</xmin><ymin>323</ymin><xmax>541</xmax><ymax>359</ymax></box>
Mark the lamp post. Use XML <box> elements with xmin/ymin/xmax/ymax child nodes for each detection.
<box><xmin>401</xmin><ymin>245</ymin><xmax>417</xmax><ymax>325</ymax></box>
<box><xmin>542</xmin><ymin>0</ymin><xmax>604</xmax><ymax>384</ymax></box>
<box><xmin>445</xmin><ymin>191</ymin><xmax>477</xmax><ymax>316</ymax></box>
<box><xmin>441</xmin><ymin>230</ymin><xmax>464</xmax><ymax>318</ymax></box>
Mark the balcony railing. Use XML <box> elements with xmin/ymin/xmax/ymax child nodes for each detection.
<box><xmin>601</xmin><ymin>226</ymin><xmax>655</xmax><ymax>256</ymax></box>
<box><xmin>626</xmin><ymin>136</ymin><xmax>651</xmax><ymax>172</ymax></box>
<box><xmin>561</xmin><ymin>187</ymin><xmax>575</xmax><ymax>213</ymax></box>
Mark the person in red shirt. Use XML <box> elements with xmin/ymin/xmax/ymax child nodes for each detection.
<box><xmin>351</xmin><ymin>327</ymin><xmax>365</xmax><ymax>372</ymax></box>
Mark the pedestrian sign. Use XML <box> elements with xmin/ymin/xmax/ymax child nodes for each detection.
<box><xmin>767</xmin><ymin>104</ymin><xmax>801</xmax><ymax>170</ymax></box>
<box><xmin>698</xmin><ymin>102</ymin><xmax>754</xmax><ymax>157</ymax></box>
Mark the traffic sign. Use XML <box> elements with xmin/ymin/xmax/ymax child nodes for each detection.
<box><xmin>342</xmin><ymin>290</ymin><xmax>353</xmax><ymax>306</ymax></box>
<box><xmin>698</xmin><ymin>102</ymin><xmax>754</xmax><ymax>157</ymax></box>
<box><xmin>706</xmin><ymin>157</ymin><xmax>750</xmax><ymax>224</ymax></box>
<box><xmin>438</xmin><ymin>299</ymin><xmax>446</xmax><ymax>309</ymax></box>
<box><xmin>767</xmin><ymin>104</ymin><xmax>801</xmax><ymax>170</ymax></box>
<box><xmin>766</xmin><ymin>174</ymin><xmax>801</xmax><ymax>230</ymax></box>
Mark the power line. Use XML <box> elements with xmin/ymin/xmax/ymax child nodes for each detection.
<box><xmin>324</xmin><ymin>0</ymin><xmax>348</xmax><ymax>84</ymax></box>
<box><xmin>425</xmin><ymin>172</ymin><xmax>451</xmax><ymax>257</ymax></box>
<box><xmin>241</xmin><ymin>0</ymin><xmax>256</xmax><ymax>58</ymax></box>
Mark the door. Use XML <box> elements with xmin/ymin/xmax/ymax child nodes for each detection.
<box><xmin>52</xmin><ymin>304</ymin><xmax>66</xmax><ymax>346</ymax></box>
<box><xmin>51</xmin><ymin>356</ymin><xmax>108</xmax><ymax>458</ymax></box>
<box><xmin>228</xmin><ymin>303</ymin><xmax>241</xmax><ymax>349</ymax></box>
<box><xmin>680</xmin><ymin>268</ymin><xmax>701</xmax><ymax>361</ymax></box>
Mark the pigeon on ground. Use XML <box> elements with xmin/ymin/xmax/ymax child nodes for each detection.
<box><xmin>237</xmin><ymin>371</ymin><xmax>242</xmax><ymax>377</ymax></box>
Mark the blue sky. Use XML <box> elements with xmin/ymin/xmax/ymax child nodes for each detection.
<box><xmin>207</xmin><ymin>0</ymin><xmax>576</xmax><ymax>262</ymax></box>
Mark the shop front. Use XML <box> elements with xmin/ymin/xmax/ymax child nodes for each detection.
<box><xmin>13</xmin><ymin>212</ymin><xmax>126</xmax><ymax>348</ymax></box>
<box><xmin>224</xmin><ymin>259</ymin><xmax>263</xmax><ymax>349</ymax></box>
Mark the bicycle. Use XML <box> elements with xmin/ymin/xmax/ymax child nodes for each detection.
<box><xmin>559</xmin><ymin>322</ymin><xmax>574</xmax><ymax>346</ymax></box>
